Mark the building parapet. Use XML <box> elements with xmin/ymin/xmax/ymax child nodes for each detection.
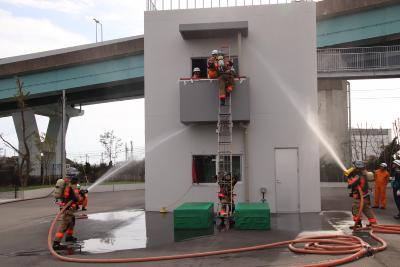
<box><xmin>146</xmin><ymin>0</ymin><xmax>315</xmax><ymax>11</ymax></box>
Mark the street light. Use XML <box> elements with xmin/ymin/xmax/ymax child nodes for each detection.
<box><xmin>93</xmin><ymin>18</ymin><xmax>103</xmax><ymax>42</ymax></box>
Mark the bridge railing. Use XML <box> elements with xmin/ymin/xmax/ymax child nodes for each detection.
<box><xmin>317</xmin><ymin>45</ymin><xmax>400</xmax><ymax>73</ymax></box>
<box><xmin>146</xmin><ymin>0</ymin><xmax>316</xmax><ymax>11</ymax></box>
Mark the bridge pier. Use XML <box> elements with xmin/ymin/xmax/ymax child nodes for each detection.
<box><xmin>12</xmin><ymin>105</ymin><xmax>83</xmax><ymax>178</ymax></box>
<box><xmin>12</xmin><ymin>110</ymin><xmax>41</xmax><ymax>176</ymax></box>
<box><xmin>318</xmin><ymin>79</ymin><xmax>352</xmax><ymax>181</ymax></box>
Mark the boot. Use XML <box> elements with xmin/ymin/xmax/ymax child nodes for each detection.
<box><xmin>82</xmin><ymin>207</ymin><xmax>87</xmax><ymax>211</ymax></box>
<box><xmin>52</xmin><ymin>241</ymin><xmax>64</xmax><ymax>250</ymax></box>
<box><xmin>349</xmin><ymin>221</ymin><xmax>362</xmax><ymax>230</ymax></box>
<box><xmin>65</xmin><ymin>236</ymin><xmax>78</xmax><ymax>242</ymax></box>
<box><xmin>366</xmin><ymin>222</ymin><xmax>377</xmax><ymax>227</ymax></box>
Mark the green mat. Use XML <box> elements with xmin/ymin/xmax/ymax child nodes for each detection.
<box><xmin>173</xmin><ymin>202</ymin><xmax>214</xmax><ymax>229</ymax></box>
<box><xmin>234</xmin><ymin>202</ymin><xmax>270</xmax><ymax>230</ymax></box>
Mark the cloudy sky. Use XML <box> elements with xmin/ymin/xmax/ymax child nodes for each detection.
<box><xmin>0</xmin><ymin>0</ymin><xmax>399</xmax><ymax>162</ymax></box>
<box><xmin>0</xmin><ymin>0</ymin><xmax>145</xmax><ymax>162</ymax></box>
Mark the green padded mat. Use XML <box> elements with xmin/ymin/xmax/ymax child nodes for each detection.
<box><xmin>174</xmin><ymin>202</ymin><xmax>214</xmax><ymax>229</ymax></box>
<box><xmin>234</xmin><ymin>202</ymin><xmax>270</xmax><ymax>230</ymax></box>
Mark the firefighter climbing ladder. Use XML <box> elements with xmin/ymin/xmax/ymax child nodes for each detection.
<box><xmin>216</xmin><ymin>91</ymin><xmax>234</xmax><ymax>220</ymax></box>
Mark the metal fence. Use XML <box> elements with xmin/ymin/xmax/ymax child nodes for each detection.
<box><xmin>146</xmin><ymin>0</ymin><xmax>316</xmax><ymax>11</ymax></box>
<box><xmin>317</xmin><ymin>45</ymin><xmax>400</xmax><ymax>73</ymax></box>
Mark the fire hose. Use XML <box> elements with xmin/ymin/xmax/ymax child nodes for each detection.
<box><xmin>48</xmin><ymin>188</ymin><xmax>400</xmax><ymax>266</ymax></box>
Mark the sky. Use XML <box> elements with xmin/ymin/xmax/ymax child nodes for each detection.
<box><xmin>0</xmin><ymin>0</ymin><xmax>399</xmax><ymax>163</ymax></box>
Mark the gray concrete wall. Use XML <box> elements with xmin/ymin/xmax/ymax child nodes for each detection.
<box><xmin>145</xmin><ymin>2</ymin><xmax>320</xmax><ymax>213</ymax></box>
<box><xmin>180</xmin><ymin>79</ymin><xmax>250</xmax><ymax>123</ymax></box>
<box><xmin>318</xmin><ymin>79</ymin><xmax>351</xmax><ymax>181</ymax></box>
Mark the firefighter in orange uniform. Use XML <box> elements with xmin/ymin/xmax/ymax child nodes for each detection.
<box><xmin>346</xmin><ymin>160</ymin><xmax>377</xmax><ymax>230</ymax></box>
<box><xmin>52</xmin><ymin>177</ymin><xmax>80</xmax><ymax>249</ymax></box>
<box><xmin>373</xmin><ymin>163</ymin><xmax>390</xmax><ymax>209</ymax></box>
<box><xmin>207</xmin><ymin>50</ymin><xmax>219</xmax><ymax>79</ymax></box>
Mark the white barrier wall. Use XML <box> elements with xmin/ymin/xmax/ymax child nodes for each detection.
<box><xmin>145</xmin><ymin>2</ymin><xmax>320</xmax><ymax>212</ymax></box>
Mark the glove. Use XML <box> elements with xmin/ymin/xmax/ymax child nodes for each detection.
<box><xmin>79</xmin><ymin>189</ymin><xmax>88</xmax><ymax>196</ymax></box>
<box><xmin>390</xmin><ymin>176</ymin><xmax>395</xmax><ymax>181</ymax></box>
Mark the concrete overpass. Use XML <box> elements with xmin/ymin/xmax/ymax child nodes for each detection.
<box><xmin>1</xmin><ymin>0</ymin><xmax>400</xmax><ymax>177</ymax></box>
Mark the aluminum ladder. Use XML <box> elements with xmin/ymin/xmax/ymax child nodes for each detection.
<box><xmin>216</xmin><ymin>92</ymin><xmax>234</xmax><ymax>220</ymax></box>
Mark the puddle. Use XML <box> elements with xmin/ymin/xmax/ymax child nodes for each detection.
<box><xmin>77</xmin><ymin>209</ymin><xmax>215</xmax><ymax>254</ymax></box>
<box><xmin>80</xmin><ymin>210</ymin><xmax>146</xmax><ymax>254</ymax></box>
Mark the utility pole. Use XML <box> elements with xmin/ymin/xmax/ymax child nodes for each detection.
<box><xmin>124</xmin><ymin>143</ymin><xmax>127</xmax><ymax>160</ymax></box>
<box><xmin>130</xmin><ymin>141</ymin><xmax>133</xmax><ymax>160</ymax></box>
<box><xmin>61</xmin><ymin>90</ymin><xmax>66</xmax><ymax>178</ymax></box>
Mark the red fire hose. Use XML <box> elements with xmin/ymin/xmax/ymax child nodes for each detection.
<box><xmin>48</xmin><ymin>189</ymin><xmax>400</xmax><ymax>266</ymax></box>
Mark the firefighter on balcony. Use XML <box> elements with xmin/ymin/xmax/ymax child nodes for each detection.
<box><xmin>345</xmin><ymin>160</ymin><xmax>377</xmax><ymax>230</ymax></box>
<box><xmin>192</xmin><ymin>67</ymin><xmax>201</xmax><ymax>79</ymax></box>
<box><xmin>53</xmin><ymin>176</ymin><xmax>80</xmax><ymax>249</ymax></box>
<box><xmin>207</xmin><ymin>50</ymin><xmax>219</xmax><ymax>79</ymax></box>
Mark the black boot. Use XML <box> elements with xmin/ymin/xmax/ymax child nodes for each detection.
<box><xmin>65</xmin><ymin>236</ymin><xmax>78</xmax><ymax>242</ymax></box>
<box><xmin>82</xmin><ymin>207</ymin><xmax>87</xmax><ymax>211</ymax></box>
<box><xmin>52</xmin><ymin>241</ymin><xmax>64</xmax><ymax>250</ymax></box>
<box><xmin>349</xmin><ymin>221</ymin><xmax>362</xmax><ymax>230</ymax></box>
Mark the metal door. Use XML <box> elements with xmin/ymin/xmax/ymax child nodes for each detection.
<box><xmin>274</xmin><ymin>148</ymin><xmax>299</xmax><ymax>213</ymax></box>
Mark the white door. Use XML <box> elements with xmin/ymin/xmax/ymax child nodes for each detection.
<box><xmin>275</xmin><ymin>148</ymin><xmax>299</xmax><ymax>213</ymax></box>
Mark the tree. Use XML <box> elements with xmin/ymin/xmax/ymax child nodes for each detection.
<box><xmin>99</xmin><ymin>130</ymin><xmax>123</xmax><ymax>166</ymax></box>
<box><xmin>0</xmin><ymin>78</ymin><xmax>32</xmax><ymax>187</ymax></box>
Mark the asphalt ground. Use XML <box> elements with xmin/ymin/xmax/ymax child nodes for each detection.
<box><xmin>0</xmin><ymin>188</ymin><xmax>400</xmax><ymax>267</ymax></box>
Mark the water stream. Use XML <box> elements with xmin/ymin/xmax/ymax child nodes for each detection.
<box><xmin>249</xmin><ymin>45</ymin><xmax>347</xmax><ymax>171</ymax></box>
<box><xmin>87</xmin><ymin>126</ymin><xmax>193</xmax><ymax>191</ymax></box>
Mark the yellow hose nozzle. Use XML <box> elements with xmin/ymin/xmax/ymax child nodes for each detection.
<box><xmin>344</xmin><ymin>167</ymin><xmax>355</xmax><ymax>177</ymax></box>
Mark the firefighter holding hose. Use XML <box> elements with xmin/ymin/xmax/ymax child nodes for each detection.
<box><xmin>52</xmin><ymin>176</ymin><xmax>80</xmax><ymax>249</ymax></box>
<box><xmin>345</xmin><ymin>160</ymin><xmax>377</xmax><ymax>230</ymax></box>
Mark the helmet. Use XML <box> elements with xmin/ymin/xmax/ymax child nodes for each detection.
<box><xmin>193</xmin><ymin>67</ymin><xmax>200</xmax><ymax>72</ymax></box>
<box><xmin>393</xmin><ymin>159</ymin><xmax>400</xmax><ymax>167</ymax></box>
<box><xmin>353</xmin><ymin>160</ymin><xmax>366</xmax><ymax>169</ymax></box>
<box><xmin>379</xmin><ymin>163</ymin><xmax>388</xmax><ymax>168</ymax></box>
<box><xmin>211</xmin><ymin>49</ymin><xmax>218</xmax><ymax>55</ymax></box>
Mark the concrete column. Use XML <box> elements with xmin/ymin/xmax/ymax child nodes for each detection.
<box><xmin>44</xmin><ymin>116</ymin><xmax>70</xmax><ymax>177</ymax></box>
<box><xmin>12</xmin><ymin>110</ymin><xmax>41</xmax><ymax>176</ymax></box>
<box><xmin>318</xmin><ymin>79</ymin><xmax>351</xmax><ymax>181</ymax></box>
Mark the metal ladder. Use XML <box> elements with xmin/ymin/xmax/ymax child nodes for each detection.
<box><xmin>216</xmin><ymin>92</ymin><xmax>234</xmax><ymax>219</ymax></box>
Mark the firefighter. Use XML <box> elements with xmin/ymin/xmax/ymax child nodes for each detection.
<box><xmin>218</xmin><ymin>56</ymin><xmax>236</xmax><ymax>105</ymax></box>
<box><xmin>346</xmin><ymin>160</ymin><xmax>377</xmax><ymax>229</ymax></box>
<box><xmin>76</xmin><ymin>184</ymin><xmax>88</xmax><ymax>211</ymax></box>
<box><xmin>391</xmin><ymin>160</ymin><xmax>400</xmax><ymax>219</ymax></box>
<box><xmin>52</xmin><ymin>176</ymin><xmax>80</xmax><ymax>249</ymax></box>
<box><xmin>373</xmin><ymin>163</ymin><xmax>390</xmax><ymax>209</ymax></box>
<box><xmin>207</xmin><ymin>51</ymin><xmax>219</xmax><ymax>79</ymax></box>
<box><xmin>192</xmin><ymin>67</ymin><xmax>201</xmax><ymax>79</ymax></box>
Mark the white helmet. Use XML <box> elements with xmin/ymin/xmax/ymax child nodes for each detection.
<box><xmin>211</xmin><ymin>49</ymin><xmax>218</xmax><ymax>55</ymax></box>
<box><xmin>193</xmin><ymin>67</ymin><xmax>200</xmax><ymax>72</ymax></box>
<box><xmin>393</xmin><ymin>160</ymin><xmax>400</xmax><ymax>167</ymax></box>
<box><xmin>379</xmin><ymin>163</ymin><xmax>387</xmax><ymax>168</ymax></box>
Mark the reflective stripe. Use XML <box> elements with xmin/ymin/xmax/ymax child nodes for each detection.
<box><xmin>66</xmin><ymin>229</ymin><xmax>74</xmax><ymax>235</ymax></box>
<box><xmin>56</xmin><ymin>232</ymin><xmax>64</xmax><ymax>238</ymax></box>
<box><xmin>369</xmin><ymin>218</ymin><xmax>377</xmax><ymax>223</ymax></box>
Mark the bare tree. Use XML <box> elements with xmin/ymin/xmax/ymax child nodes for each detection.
<box><xmin>351</xmin><ymin>123</ymin><xmax>385</xmax><ymax>162</ymax></box>
<box><xmin>99</xmin><ymin>130</ymin><xmax>123</xmax><ymax>166</ymax></box>
<box><xmin>0</xmin><ymin>78</ymin><xmax>32</xmax><ymax>187</ymax></box>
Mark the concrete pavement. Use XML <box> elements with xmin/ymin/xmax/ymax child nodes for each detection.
<box><xmin>0</xmin><ymin>188</ymin><xmax>400</xmax><ymax>266</ymax></box>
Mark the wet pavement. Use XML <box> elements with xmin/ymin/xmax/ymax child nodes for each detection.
<box><xmin>1</xmin><ymin>188</ymin><xmax>400</xmax><ymax>266</ymax></box>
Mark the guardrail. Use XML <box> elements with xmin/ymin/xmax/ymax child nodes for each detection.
<box><xmin>146</xmin><ymin>0</ymin><xmax>316</xmax><ymax>11</ymax></box>
<box><xmin>317</xmin><ymin>45</ymin><xmax>400</xmax><ymax>73</ymax></box>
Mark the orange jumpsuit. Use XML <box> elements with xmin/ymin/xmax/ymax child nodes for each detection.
<box><xmin>374</xmin><ymin>169</ymin><xmax>390</xmax><ymax>208</ymax></box>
